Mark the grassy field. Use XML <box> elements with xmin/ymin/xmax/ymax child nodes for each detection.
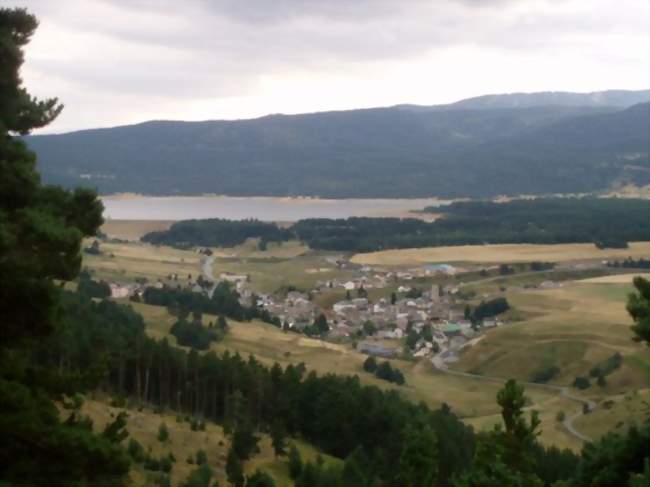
<box><xmin>83</xmin><ymin>241</ymin><xmax>200</xmax><ymax>284</ymax></box>
<box><xmin>351</xmin><ymin>241</ymin><xmax>650</xmax><ymax>266</ymax></box>
<box><xmin>209</xmin><ymin>253</ymin><xmax>352</xmax><ymax>294</ymax></box>
<box><xmin>577</xmin><ymin>273</ymin><xmax>650</xmax><ymax>284</ymax></box>
<box><xmin>130</xmin><ymin>301</ymin><xmax>559</xmax><ymax>429</ymax></box>
<box><xmin>454</xmin><ymin>282</ymin><xmax>650</xmax><ymax>395</ymax></box>
<box><xmin>79</xmin><ymin>396</ymin><xmax>337</xmax><ymax>486</ymax></box>
<box><xmin>572</xmin><ymin>388</ymin><xmax>650</xmax><ymax>440</ymax></box>
<box><xmin>84</xmin><ymin>239</ymin><xmax>347</xmax><ymax>295</ymax></box>
<box><xmin>102</xmin><ymin>220</ymin><xmax>174</xmax><ymax>240</ymax></box>
<box><xmin>84</xmin><ymin>240</ymin><xmax>650</xmax><ymax>453</ymax></box>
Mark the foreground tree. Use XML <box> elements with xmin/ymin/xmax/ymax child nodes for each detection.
<box><xmin>0</xmin><ymin>7</ymin><xmax>127</xmax><ymax>486</ymax></box>
<box><xmin>627</xmin><ymin>276</ymin><xmax>650</xmax><ymax>346</ymax></box>
<box><xmin>454</xmin><ymin>380</ymin><xmax>543</xmax><ymax>486</ymax></box>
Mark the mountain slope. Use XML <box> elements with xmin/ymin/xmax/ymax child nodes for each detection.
<box><xmin>26</xmin><ymin>91</ymin><xmax>650</xmax><ymax>198</ymax></box>
<box><xmin>447</xmin><ymin>89</ymin><xmax>650</xmax><ymax>110</ymax></box>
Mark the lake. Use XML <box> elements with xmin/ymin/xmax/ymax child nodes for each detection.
<box><xmin>102</xmin><ymin>196</ymin><xmax>451</xmax><ymax>221</ymax></box>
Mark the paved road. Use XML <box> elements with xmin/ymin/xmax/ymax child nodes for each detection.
<box><xmin>432</xmin><ymin>350</ymin><xmax>597</xmax><ymax>443</ymax></box>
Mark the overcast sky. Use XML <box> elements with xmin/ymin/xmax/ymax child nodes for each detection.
<box><xmin>6</xmin><ymin>0</ymin><xmax>650</xmax><ymax>133</ymax></box>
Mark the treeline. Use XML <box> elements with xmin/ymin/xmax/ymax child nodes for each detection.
<box><xmin>142</xmin><ymin>219</ymin><xmax>292</xmax><ymax>248</ymax></box>
<box><xmin>142</xmin><ymin>282</ymin><xmax>278</xmax><ymax>325</ymax></box>
<box><xmin>141</xmin><ymin>198</ymin><xmax>650</xmax><ymax>253</ymax></box>
<box><xmin>607</xmin><ymin>258</ymin><xmax>650</xmax><ymax>269</ymax></box>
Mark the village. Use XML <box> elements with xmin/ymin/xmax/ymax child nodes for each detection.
<box><xmin>96</xmin><ymin>242</ymin><xmax>508</xmax><ymax>364</ymax></box>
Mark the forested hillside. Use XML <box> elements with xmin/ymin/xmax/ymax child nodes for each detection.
<box><xmin>26</xmin><ymin>96</ymin><xmax>650</xmax><ymax>198</ymax></box>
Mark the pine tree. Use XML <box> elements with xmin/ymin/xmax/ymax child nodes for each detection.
<box><xmin>0</xmin><ymin>8</ymin><xmax>127</xmax><ymax>486</ymax></box>
<box><xmin>288</xmin><ymin>444</ymin><xmax>303</xmax><ymax>480</ymax></box>
<box><xmin>226</xmin><ymin>447</ymin><xmax>245</xmax><ymax>487</ymax></box>
<box><xmin>270</xmin><ymin>420</ymin><xmax>287</xmax><ymax>457</ymax></box>
<box><xmin>628</xmin><ymin>277</ymin><xmax>650</xmax><ymax>346</ymax></box>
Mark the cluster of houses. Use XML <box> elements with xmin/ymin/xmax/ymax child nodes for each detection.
<box><xmin>97</xmin><ymin>255</ymin><xmax>504</xmax><ymax>362</ymax></box>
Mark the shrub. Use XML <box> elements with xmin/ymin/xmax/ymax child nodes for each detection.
<box><xmin>158</xmin><ymin>422</ymin><xmax>170</xmax><ymax>442</ymax></box>
<box><xmin>573</xmin><ymin>376</ymin><xmax>591</xmax><ymax>390</ymax></box>
<box><xmin>530</xmin><ymin>365</ymin><xmax>560</xmax><ymax>384</ymax></box>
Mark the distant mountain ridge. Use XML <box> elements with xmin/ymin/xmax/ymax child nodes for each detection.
<box><xmin>26</xmin><ymin>90</ymin><xmax>650</xmax><ymax>198</ymax></box>
<box><xmin>445</xmin><ymin>89</ymin><xmax>650</xmax><ymax>110</ymax></box>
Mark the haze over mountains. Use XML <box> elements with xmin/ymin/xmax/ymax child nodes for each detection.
<box><xmin>27</xmin><ymin>90</ymin><xmax>650</xmax><ymax>198</ymax></box>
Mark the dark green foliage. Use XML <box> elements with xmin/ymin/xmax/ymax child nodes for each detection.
<box><xmin>270</xmin><ymin>420</ymin><xmax>287</xmax><ymax>457</ymax></box>
<box><xmin>341</xmin><ymin>447</ymin><xmax>370</xmax><ymax>487</ymax></box>
<box><xmin>564</xmin><ymin>422</ymin><xmax>650</xmax><ymax>486</ymax></box>
<box><xmin>362</xmin><ymin>356</ymin><xmax>377</xmax><ymax>373</ymax></box>
<box><xmin>157</xmin><ymin>422</ymin><xmax>169</xmax><ymax>442</ymax></box>
<box><xmin>313</xmin><ymin>313</ymin><xmax>329</xmax><ymax>335</ymax></box>
<box><xmin>530</xmin><ymin>365</ymin><xmax>560</xmax><ymax>384</ymax></box>
<box><xmin>362</xmin><ymin>320</ymin><xmax>376</xmax><ymax>336</ymax></box>
<box><xmin>628</xmin><ymin>277</ymin><xmax>650</xmax><ymax>346</ymax></box>
<box><xmin>84</xmin><ymin>239</ymin><xmax>102</xmax><ymax>255</ymax></box>
<box><xmin>246</xmin><ymin>470</ymin><xmax>276</xmax><ymax>487</ymax></box>
<box><xmin>499</xmin><ymin>264</ymin><xmax>515</xmax><ymax>275</ymax></box>
<box><xmin>573</xmin><ymin>376</ymin><xmax>591</xmax><ymax>390</ymax></box>
<box><xmin>454</xmin><ymin>380</ymin><xmax>544</xmax><ymax>486</ymax></box>
<box><xmin>0</xmin><ymin>379</ymin><xmax>131</xmax><ymax>486</ymax></box>
<box><xmin>288</xmin><ymin>444</ymin><xmax>303</xmax><ymax>480</ymax></box>
<box><xmin>472</xmin><ymin>297</ymin><xmax>510</xmax><ymax>321</ymax></box>
<box><xmin>102</xmin><ymin>411</ymin><xmax>129</xmax><ymax>444</ymax></box>
<box><xmin>396</xmin><ymin>426</ymin><xmax>438</xmax><ymax>486</ymax></box>
<box><xmin>143</xmin><ymin>283</ymin><xmax>275</xmax><ymax>324</ymax></box>
<box><xmin>226</xmin><ymin>447</ymin><xmax>245</xmax><ymax>487</ymax></box>
<box><xmin>530</xmin><ymin>444</ymin><xmax>580</xmax><ymax>486</ymax></box>
<box><xmin>594</xmin><ymin>238</ymin><xmax>629</xmax><ymax>249</ymax></box>
<box><xmin>28</xmin><ymin>100</ymin><xmax>650</xmax><ymax>198</ymax></box>
<box><xmin>142</xmin><ymin>218</ymin><xmax>292</xmax><ymax>248</ymax></box>
<box><xmin>589</xmin><ymin>352</ymin><xmax>623</xmax><ymax>378</ymax></box>
<box><xmin>138</xmin><ymin>197</ymin><xmax>650</xmax><ymax>253</ymax></box>
<box><xmin>127</xmin><ymin>438</ymin><xmax>146</xmax><ymax>463</ymax></box>
<box><xmin>180</xmin><ymin>463</ymin><xmax>213</xmax><ymax>487</ymax></box>
<box><xmin>230</xmin><ymin>419</ymin><xmax>260</xmax><ymax>461</ymax></box>
<box><xmin>296</xmin><ymin>198</ymin><xmax>650</xmax><ymax>252</ymax></box>
<box><xmin>374</xmin><ymin>361</ymin><xmax>406</xmax><ymax>385</ymax></box>
<box><xmin>0</xmin><ymin>8</ymin><xmax>129</xmax><ymax>485</ymax></box>
<box><xmin>195</xmin><ymin>449</ymin><xmax>207</xmax><ymax>465</ymax></box>
<box><xmin>608</xmin><ymin>257</ymin><xmax>650</xmax><ymax>270</ymax></box>
<box><xmin>170</xmin><ymin>318</ymin><xmax>221</xmax><ymax>350</ymax></box>
<box><xmin>530</xmin><ymin>261</ymin><xmax>555</xmax><ymax>271</ymax></box>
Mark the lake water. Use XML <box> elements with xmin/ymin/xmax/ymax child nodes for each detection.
<box><xmin>102</xmin><ymin>196</ymin><xmax>451</xmax><ymax>221</ymax></box>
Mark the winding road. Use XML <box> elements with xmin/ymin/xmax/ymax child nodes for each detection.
<box><xmin>432</xmin><ymin>351</ymin><xmax>597</xmax><ymax>443</ymax></box>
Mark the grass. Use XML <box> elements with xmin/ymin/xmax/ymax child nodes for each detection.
<box><xmin>87</xmin><ymin>240</ymin><xmax>649</xmax><ymax>453</ymax></box>
<box><xmin>131</xmin><ymin>301</ymin><xmax>554</xmax><ymax>420</ymax></box>
<box><xmin>572</xmin><ymin>388</ymin><xmax>650</xmax><ymax>441</ymax></box>
<box><xmin>454</xmin><ymin>281</ymin><xmax>648</xmax><ymax>394</ymax></box>
<box><xmin>78</xmin><ymin>396</ymin><xmax>337</xmax><ymax>486</ymax></box>
<box><xmin>83</xmin><ymin>241</ymin><xmax>200</xmax><ymax>284</ymax></box>
<box><xmin>209</xmin><ymin>252</ymin><xmax>353</xmax><ymax>294</ymax></box>
<box><xmin>351</xmin><ymin>241</ymin><xmax>650</xmax><ymax>266</ymax></box>
<box><xmin>577</xmin><ymin>273</ymin><xmax>650</xmax><ymax>284</ymax></box>
<box><xmin>102</xmin><ymin>220</ymin><xmax>174</xmax><ymax>240</ymax></box>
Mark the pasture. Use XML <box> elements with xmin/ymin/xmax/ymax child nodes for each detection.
<box><xmin>351</xmin><ymin>241</ymin><xmax>650</xmax><ymax>266</ymax></box>
<box><xmin>102</xmin><ymin>219</ymin><xmax>174</xmax><ymax>240</ymax></box>
<box><xmin>454</xmin><ymin>282</ymin><xmax>650</xmax><ymax>395</ymax></box>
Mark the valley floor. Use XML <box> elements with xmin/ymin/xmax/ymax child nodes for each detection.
<box><xmin>83</xmin><ymin>231</ymin><xmax>650</xmax><ymax>461</ymax></box>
